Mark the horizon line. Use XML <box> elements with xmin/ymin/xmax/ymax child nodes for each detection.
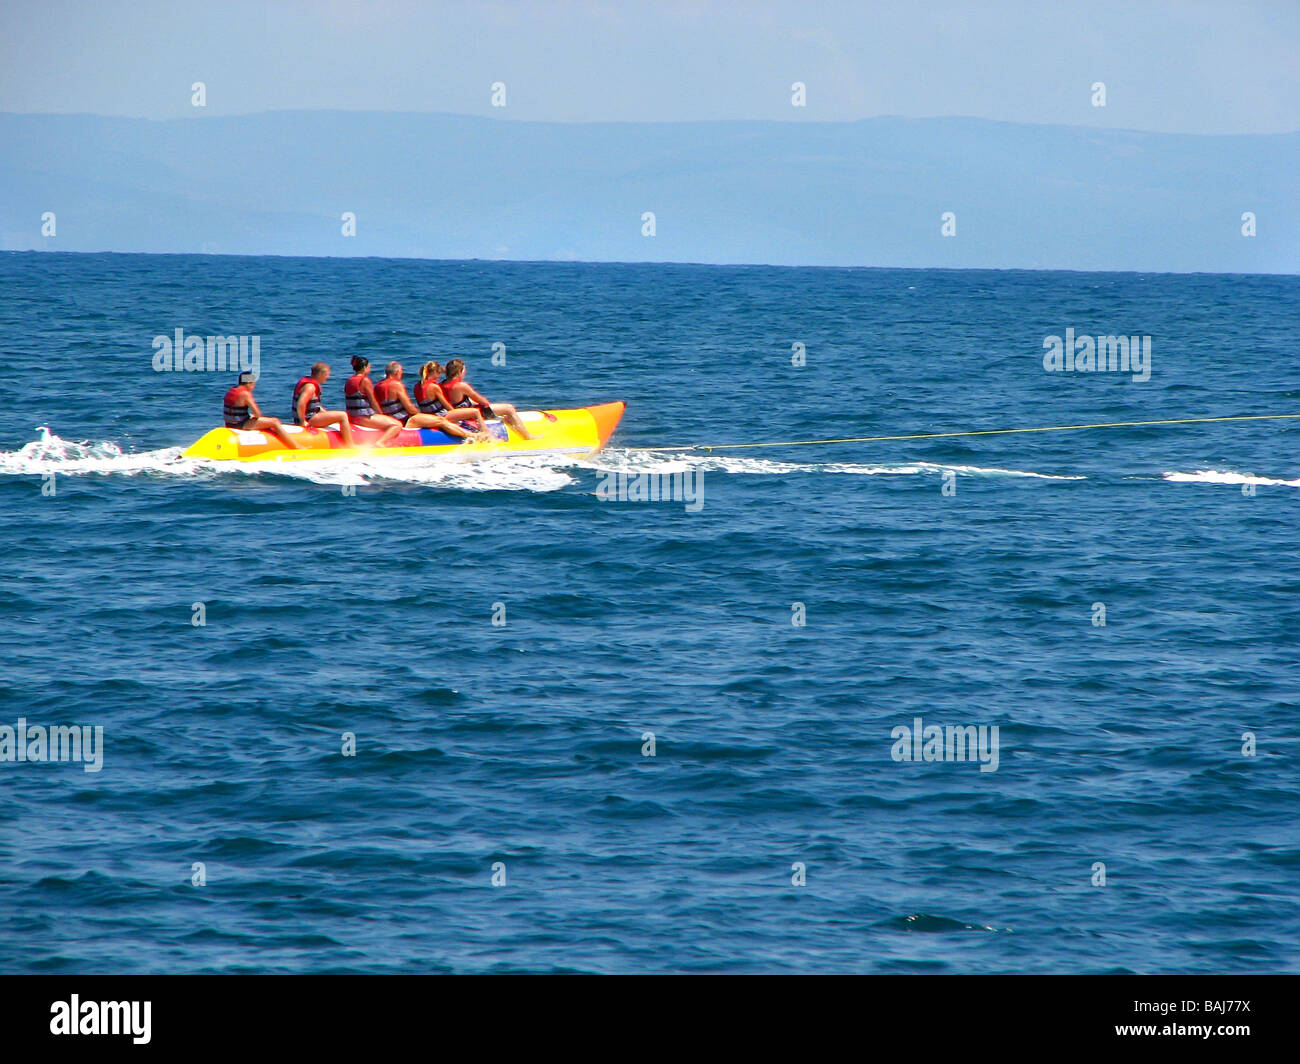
<box><xmin>2</xmin><ymin>109</ymin><xmax>1298</xmax><ymax>139</ymax></box>
<box><xmin>3</xmin><ymin>248</ymin><xmax>1296</xmax><ymax>279</ymax></box>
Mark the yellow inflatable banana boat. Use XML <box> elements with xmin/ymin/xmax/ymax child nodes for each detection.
<box><xmin>182</xmin><ymin>401</ymin><xmax>626</xmax><ymax>463</ymax></box>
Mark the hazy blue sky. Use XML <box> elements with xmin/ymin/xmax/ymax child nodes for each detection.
<box><xmin>1</xmin><ymin>0</ymin><xmax>1297</xmax><ymax>133</ymax></box>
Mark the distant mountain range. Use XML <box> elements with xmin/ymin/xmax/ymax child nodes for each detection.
<box><xmin>2</xmin><ymin>111</ymin><xmax>1295</xmax><ymax>272</ymax></box>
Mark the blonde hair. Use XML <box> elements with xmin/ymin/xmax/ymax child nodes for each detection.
<box><xmin>420</xmin><ymin>361</ymin><xmax>441</xmax><ymax>382</ymax></box>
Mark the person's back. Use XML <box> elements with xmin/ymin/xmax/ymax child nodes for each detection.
<box><xmin>344</xmin><ymin>372</ymin><xmax>373</xmax><ymax>418</ymax></box>
<box><xmin>439</xmin><ymin>373</ymin><xmax>470</xmax><ymax>408</ymax></box>
<box><xmin>373</xmin><ymin>375</ymin><xmax>408</xmax><ymax>422</ymax></box>
<box><xmin>342</xmin><ymin>356</ymin><xmax>402</xmax><ymax>445</ymax></box>
<box><xmin>414</xmin><ymin>375</ymin><xmax>448</xmax><ymax>415</ymax></box>
<box><xmin>223</xmin><ymin>381</ymin><xmax>254</xmax><ymax>428</ymax></box>
<box><xmin>292</xmin><ymin>362</ymin><xmax>355</xmax><ymax>447</ymax></box>
<box><xmin>438</xmin><ymin>363</ymin><xmax>483</xmax><ymax>412</ymax></box>
<box><xmin>292</xmin><ymin>374</ymin><xmax>322</xmax><ymax>423</ymax></box>
<box><xmin>222</xmin><ymin>370</ymin><xmax>301</xmax><ymax>450</ymax></box>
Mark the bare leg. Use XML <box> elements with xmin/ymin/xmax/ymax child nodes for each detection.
<box><xmin>309</xmin><ymin>411</ymin><xmax>354</xmax><ymax>447</ymax></box>
<box><xmin>442</xmin><ymin>407</ymin><xmax>487</xmax><ymax>430</ymax></box>
<box><xmin>490</xmin><ymin>403</ymin><xmax>536</xmax><ymax>440</ymax></box>
<box><xmin>249</xmin><ymin>416</ymin><xmax>301</xmax><ymax>449</ymax></box>
<box><xmin>350</xmin><ymin>415</ymin><xmax>403</xmax><ymax>446</ymax></box>
<box><xmin>405</xmin><ymin>414</ymin><xmax>481</xmax><ymax>440</ymax></box>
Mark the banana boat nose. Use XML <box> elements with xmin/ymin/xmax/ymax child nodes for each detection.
<box><xmin>588</xmin><ymin>401</ymin><xmax>627</xmax><ymax>449</ymax></box>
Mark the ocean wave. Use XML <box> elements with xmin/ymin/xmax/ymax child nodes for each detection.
<box><xmin>1163</xmin><ymin>469</ymin><xmax>1300</xmax><ymax>488</ymax></box>
<box><xmin>0</xmin><ymin>428</ymin><xmax>205</xmax><ymax>478</ymax></box>
<box><xmin>229</xmin><ymin>452</ymin><xmax>577</xmax><ymax>491</ymax></box>
<box><xmin>588</xmin><ymin>448</ymin><xmax>1085</xmax><ymax>480</ymax></box>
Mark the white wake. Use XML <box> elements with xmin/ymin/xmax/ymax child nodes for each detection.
<box><xmin>0</xmin><ymin>431</ymin><xmax>1097</xmax><ymax>489</ymax></box>
<box><xmin>1163</xmin><ymin>469</ymin><xmax>1300</xmax><ymax>488</ymax></box>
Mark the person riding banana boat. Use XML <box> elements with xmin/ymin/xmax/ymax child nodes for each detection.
<box><xmin>372</xmin><ymin>361</ymin><xmax>486</xmax><ymax>440</ymax></box>
<box><xmin>222</xmin><ymin>370</ymin><xmax>302</xmax><ymax>449</ymax></box>
<box><xmin>342</xmin><ymin>356</ymin><xmax>402</xmax><ymax>446</ymax></box>
<box><xmin>189</xmin><ymin>376</ymin><xmax>627</xmax><ymax>463</ymax></box>
<box><xmin>413</xmin><ymin>361</ymin><xmax>490</xmax><ymax>433</ymax></box>
<box><xmin>439</xmin><ymin>358</ymin><xmax>537</xmax><ymax>440</ymax></box>
<box><xmin>292</xmin><ymin>362</ymin><xmax>355</xmax><ymax>447</ymax></box>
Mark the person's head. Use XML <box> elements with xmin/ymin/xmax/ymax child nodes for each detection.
<box><xmin>444</xmin><ymin>359</ymin><xmax>465</xmax><ymax>379</ymax></box>
<box><xmin>350</xmin><ymin>355</ymin><xmax>370</xmax><ymax>375</ymax></box>
<box><xmin>311</xmin><ymin>362</ymin><xmax>330</xmax><ymax>382</ymax></box>
<box><xmin>385</xmin><ymin>361</ymin><xmax>402</xmax><ymax>380</ymax></box>
<box><xmin>420</xmin><ymin>360</ymin><xmax>441</xmax><ymax>382</ymax></box>
<box><xmin>238</xmin><ymin>370</ymin><xmax>257</xmax><ymax>389</ymax></box>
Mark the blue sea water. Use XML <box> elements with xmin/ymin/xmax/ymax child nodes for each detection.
<box><xmin>1</xmin><ymin>251</ymin><xmax>1297</xmax><ymax>974</ymax></box>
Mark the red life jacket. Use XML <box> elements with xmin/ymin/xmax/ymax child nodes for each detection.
<box><xmin>373</xmin><ymin>378</ymin><xmax>407</xmax><ymax>420</ymax></box>
<box><xmin>344</xmin><ymin>374</ymin><xmax>373</xmax><ymax>418</ymax></box>
<box><xmin>414</xmin><ymin>378</ymin><xmax>447</xmax><ymax>414</ymax></box>
<box><xmin>223</xmin><ymin>386</ymin><xmax>253</xmax><ymax>427</ymax></box>
<box><xmin>441</xmin><ymin>376</ymin><xmax>475</xmax><ymax>409</ymax></box>
<box><xmin>292</xmin><ymin>376</ymin><xmax>322</xmax><ymax>424</ymax></box>
<box><xmin>442</xmin><ymin>376</ymin><xmax>494</xmax><ymax>416</ymax></box>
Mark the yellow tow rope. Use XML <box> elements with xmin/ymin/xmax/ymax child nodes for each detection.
<box><xmin>646</xmin><ymin>413</ymin><xmax>1300</xmax><ymax>453</ymax></box>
